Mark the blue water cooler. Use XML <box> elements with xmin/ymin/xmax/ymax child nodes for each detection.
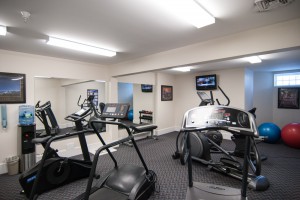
<box><xmin>19</xmin><ymin>105</ymin><xmax>36</xmax><ymax>172</ymax></box>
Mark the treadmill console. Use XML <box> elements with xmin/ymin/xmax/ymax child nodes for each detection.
<box><xmin>183</xmin><ymin>106</ymin><xmax>258</xmax><ymax>136</ymax></box>
<box><xmin>101</xmin><ymin>103</ymin><xmax>130</xmax><ymax>119</ymax></box>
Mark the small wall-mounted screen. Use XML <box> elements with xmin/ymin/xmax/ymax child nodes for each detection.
<box><xmin>141</xmin><ymin>84</ymin><xmax>153</xmax><ymax>92</ymax></box>
<box><xmin>195</xmin><ymin>74</ymin><xmax>217</xmax><ymax>90</ymax></box>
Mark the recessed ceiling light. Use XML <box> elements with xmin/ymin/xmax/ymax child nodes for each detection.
<box><xmin>46</xmin><ymin>37</ymin><xmax>116</xmax><ymax>57</ymax></box>
<box><xmin>0</xmin><ymin>25</ymin><xmax>7</xmax><ymax>36</ymax></box>
<box><xmin>244</xmin><ymin>56</ymin><xmax>262</xmax><ymax>64</ymax></box>
<box><xmin>172</xmin><ymin>66</ymin><xmax>191</xmax><ymax>72</ymax></box>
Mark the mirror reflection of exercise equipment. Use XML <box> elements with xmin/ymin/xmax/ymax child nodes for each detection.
<box><xmin>118</xmin><ymin>82</ymin><xmax>158</xmax><ymax>146</ymax></box>
<box><xmin>35</xmin><ymin>101</ymin><xmax>60</xmax><ymax>137</ymax></box>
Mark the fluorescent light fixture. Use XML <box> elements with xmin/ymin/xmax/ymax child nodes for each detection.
<box><xmin>95</xmin><ymin>80</ymin><xmax>106</xmax><ymax>83</ymax></box>
<box><xmin>47</xmin><ymin>37</ymin><xmax>116</xmax><ymax>57</ymax></box>
<box><xmin>172</xmin><ymin>66</ymin><xmax>191</xmax><ymax>72</ymax></box>
<box><xmin>156</xmin><ymin>0</ymin><xmax>215</xmax><ymax>28</ymax></box>
<box><xmin>0</xmin><ymin>25</ymin><xmax>7</xmax><ymax>36</ymax></box>
<box><xmin>34</xmin><ymin>76</ymin><xmax>52</xmax><ymax>78</ymax></box>
<box><xmin>244</xmin><ymin>56</ymin><xmax>262</xmax><ymax>64</ymax></box>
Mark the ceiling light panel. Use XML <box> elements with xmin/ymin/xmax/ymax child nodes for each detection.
<box><xmin>46</xmin><ymin>37</ymin><xmax>116</xmax><ymax>57</ymax></box>
<box><xmin>244</xmin><ymin>56</ymin><xmax>262</xmax><ymax>64</ymax></box>
<box><xmin>154</xmin><ymin>0</ymin><xmax>215</xmax><ymax>28</ymax></box>
<box><xmin>172</xmin><ymin>67</ymin><xmax>191</xmax><ymax>72</ymax></box>
<box><xmin>0</xmin><ymin>25</ymin><xmax>7</xmax><ymax>36</ymax></box>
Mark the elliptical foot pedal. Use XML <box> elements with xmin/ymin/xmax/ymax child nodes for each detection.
<box><xmin>220</xmin><ymin>157</ymin><xmax>242</xmax><ymax>171</ymax></box>
<box><xmin>186</xmin><ymin>182</ymin><xmax>242</xmax><ymax>200</ymax></box>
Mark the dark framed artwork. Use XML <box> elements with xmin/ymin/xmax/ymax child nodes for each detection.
<box><xmin>0</xmin><ymin>72</ymin><xmax>26</xmax><ymax>104</ymax></box>
<box><xmin>161</xmin><ymin>85</ymin><xmax>173</xmax><ymax>101</ymax></box>
<box><xmin>278</xmin><ymin>88</ymin><xmax>299</xmax><ymax>109</ymax></box>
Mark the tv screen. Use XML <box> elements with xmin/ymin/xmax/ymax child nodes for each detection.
<box><xmin>196</xmin><ymin>74</ymin><xmax>217</xmax><ymax>90</ymax></box>
<box><xmin>141</xmin><ymin>84</ymin><xmax>153</xmax><ymax>92</ymax></box>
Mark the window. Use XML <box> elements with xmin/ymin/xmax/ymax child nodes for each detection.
<box><xmin>274</xmin><ymin>72</ymin><xmax>300</xmax><ymax>87</ymax></box>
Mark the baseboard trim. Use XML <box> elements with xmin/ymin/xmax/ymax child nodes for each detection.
<box><xmin>156</xmin><ymin>127</ymin><xmax>178</xmax><ymax>136</ymax></box>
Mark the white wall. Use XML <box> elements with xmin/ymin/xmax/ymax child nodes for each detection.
<box><xmin>117</xmin><ymin>72</ymin><xmax>156</xmax><ymax>85</ymax></box>
<box><xmin>253</xmin><ymin>70</ymin><xmax>300</xmax><ymax>128</ymax></box>
<box><xmin>272</xmin><ymin>70</ymin><xmax>300</xmax><ymax>128</ymax></box>
<box><xmin>0</xmin><ymin>49</ymin><xmax>110</xmax><ymax>173</ymax></box>
<box><xmin>155</xmin><ymin>72</ymin><xmax>177</xmax><ymax>135</ymax></box>
<box><xmin>110</xmin><ymin>18</ymin><xmax>300</xmax><ymax>76</ymax></box>
<box><xmin>244</xmin><ymin>68</ymin><xmax>254</xmax><ymax>111</ymax></box>
<box><xmin>253</xmin><ymin>72</ymin><xmax>274</xmax><ymax>125</ymax></box>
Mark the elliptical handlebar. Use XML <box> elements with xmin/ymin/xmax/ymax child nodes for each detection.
<box><xmin>215</xmin><ymin>85</ymin><xmax>230</xmax><ymax>106</ymax></box>
<box><xmin>35</xmin><ymin>100</ymin><xmax>51</xmax><ymax>110</ymax></box>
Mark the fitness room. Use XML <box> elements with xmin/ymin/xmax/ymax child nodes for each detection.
<box><xmin>0</xmin><ymin>1</ymin><xmax>300</xmax><ymax>200</ymax></box>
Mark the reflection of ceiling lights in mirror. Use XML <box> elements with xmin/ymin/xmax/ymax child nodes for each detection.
<box><xmin>46</xmin><ymin>37</ymin><xmax>117</xmax><ymax>57</ymax></box>
<box><xmin>244</xmin><ymin>56</ymin><xmax>262</xmax><ymax>64</ymax></box>
<box><xmin>34</xmin><ymin>76</ymin><xmax>52</xmax><ymax>78</ymax></box>
<box><xmin>154</xmin><ymin>0</ymin><xmax>215</xmax><ymax>28</ymax></box>
<box><xmin>0</xmin><ymin>25</ymin><xmax>7</xmax><ymax>36</ymax></box>
<box><xmin>172</xmin><ymin>66</ymin><xmax>191</xmax><ymax>72</ymax></box>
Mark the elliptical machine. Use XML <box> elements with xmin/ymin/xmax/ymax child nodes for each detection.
<box><xmin>172</xmin><ymin>86</ymin><xmax>269</xmax><ymax>191</ymax></box>
<box><xmin>19</xmin><ymin>96</ymin><xmax>98</xmax><ymax>199</ymax></box>
<box><xmin>35</xmin><ymin>101</ymin><xmax>60</xmax><ymax>137</ymax></box>
<box><xmin>182</xmin><ymin>106</ymin><xmax>266</xmax><ymax>199</ymax></box>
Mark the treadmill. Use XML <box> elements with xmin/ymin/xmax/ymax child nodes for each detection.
<box><xmin>76</xmin><ymin>103</ymin><xmax>157</xmax><ymax>200</ymax></box>
<box><xmin>181</xmin><ymin>105</ymin><xmax>260</xmax><ymax>200</ymax></box>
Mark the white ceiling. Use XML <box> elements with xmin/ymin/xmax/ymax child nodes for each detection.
<box><xmin>0</xmin><ymin>0</ymin><xmax>300</xmax><ymax>72</ymax></box>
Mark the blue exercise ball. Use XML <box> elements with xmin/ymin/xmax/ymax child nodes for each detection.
<box><xmin>128</xmin><ymin>110</ymin><xmax>133</xmax><ymax>121</ymax></box>
<box><xmin>258</xmin><ymin>122</ymin><xmax>281</xmax><ymax>144</ymax></box>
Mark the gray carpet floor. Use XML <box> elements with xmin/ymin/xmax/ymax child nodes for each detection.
<box><xmin>0</xmin><ymin>131</ymin><xmax>300</xmax><ymax>200</ymax></box>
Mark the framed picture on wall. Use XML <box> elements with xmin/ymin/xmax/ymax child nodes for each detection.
<box><xmin>0</xmin><ymin>72</ymin><xmax>26</xmax><ymax>104</ymax></box>
<box><xmin>161</xmin><ymin>85</ymin><xmax>173</xmax><ymax>101</ymax></box>
<box><xmin>278</xmin><ymin>88</ymin><xmax>299</xmax><ymax>109</ymax></box>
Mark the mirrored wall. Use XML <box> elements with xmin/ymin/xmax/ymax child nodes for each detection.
<box><xmin>34</xmin><ymin>77</ymin><xmax>106</xmax><ymax>130</ymax></box>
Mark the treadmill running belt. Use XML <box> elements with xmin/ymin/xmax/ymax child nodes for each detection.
<box><xmin>186</xmin><ymin>182</ymin><xmax>241</xmax><ymax>200</ymax></box>
<box><xmin>89</xmin><ymin>187</ymin><xmax>128</xmax><ymax>200</ymax></box>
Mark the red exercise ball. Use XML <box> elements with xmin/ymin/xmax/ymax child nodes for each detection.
<box><xmin>281</xmin><ymin>123</ymin><xmax>300</xmax><ymax>149</ymax></box>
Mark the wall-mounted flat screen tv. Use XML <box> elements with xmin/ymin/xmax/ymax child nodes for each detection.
<box><xmin>195</xmin><ymin>74</ymin><xmax>217</xmax><ymax>90</ymax></box>
<box><xmin>141</xmin><ymin>84</ymin><xmax>153</xmax><ymax>92</ymax></box>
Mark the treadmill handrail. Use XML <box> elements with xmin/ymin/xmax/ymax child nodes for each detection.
<box><xmin>90</xmin><ymin>119</ymin><xmax>151</xmax><ymax>178</ymax></box>
<box><xmin>84</xmin><ymin>136</ymin><xmax>134</xmax><ymax>200</ymax></box>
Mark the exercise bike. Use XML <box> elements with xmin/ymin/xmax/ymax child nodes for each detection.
<box><xmin>173</xmin><ymin>86</ymin><xmax>269</xmax><ymax>191</ymax></box>
<box><xmin>19</xmin><ymin>96</ymin><xmax>98</xmax><ymax>199</ymax></box>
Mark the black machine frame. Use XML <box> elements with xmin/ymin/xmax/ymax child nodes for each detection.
<box><xmin>179</xmin><ymin>105</ymin><xmax>268</xmax><ymax>199</ymax></box>
<box><xmin>20</xmin><ymin>96</ymin><xmax>97</xmax><ymax>199</ymax></box>
<box><xmin>23</xmin><ymin>102</ymin><xmax>157</xmax><ymax>200</ymax></box>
